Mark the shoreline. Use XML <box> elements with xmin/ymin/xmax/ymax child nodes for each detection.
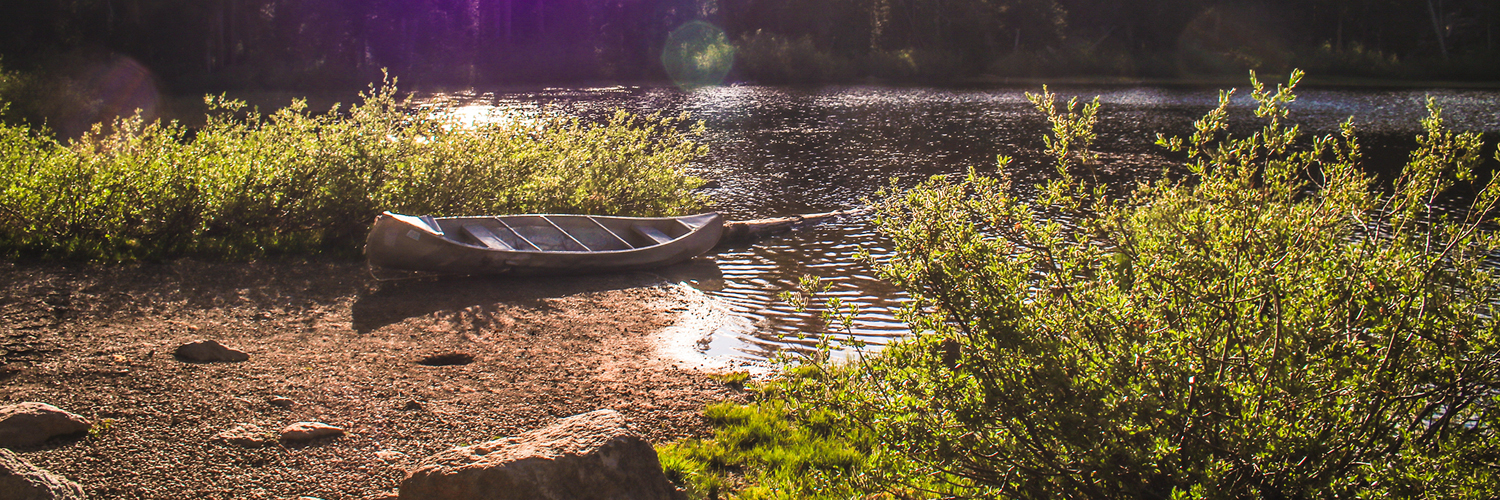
<box><xmin>656</xmin><ymin>284</ymin><xmax>771</xmax><ymax>375</ymax></box>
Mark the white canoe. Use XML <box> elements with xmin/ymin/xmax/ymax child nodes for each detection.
<box><xmin>364</xmin><ymin>211</ymin><xmax>723</xmax><ymax>276</ymax></box>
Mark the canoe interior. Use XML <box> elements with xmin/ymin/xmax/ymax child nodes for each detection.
<box><xmin>432</xmin><ymin>215</ymin><xmax>697</xmax><ymax>252</ymax></box>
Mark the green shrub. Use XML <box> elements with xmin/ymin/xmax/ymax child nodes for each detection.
<box><xmin>0</xmin><ymin>76</ymin><xmax>706</xmax><ymax>260</ymax></box>
<box><xmin>760</xmin><ymin>70</ymin><xmax>1500</xmax><ymax>498</ymax></box>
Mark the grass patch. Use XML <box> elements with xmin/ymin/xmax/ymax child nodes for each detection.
<box><xmin>657</xmin><ymin>398</ymin><xmax>873</xmax><ymax>500</ymax></box>
<box><xmin>657</xmin><ymin>365</ymin><xmax>963</xmax><ymax>499</ymax></box>
<box><xmin>707</xmin><ymin>370</ymin><xmax>751</xmax><ymax>390</ymax></box>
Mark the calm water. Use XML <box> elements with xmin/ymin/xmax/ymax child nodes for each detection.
<box><xmin>416</xmin><ymin>85</ymin><xmax>1500</xmax><ymax>364</ymax></box>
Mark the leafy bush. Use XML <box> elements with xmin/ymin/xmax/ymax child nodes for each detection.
<box><xmin>0</xmin><ymin>77</ymin><xmax>706</xmax><ymax>260</ymax></box>
<box><xmin>742</xmin><ymin>71</ymin><xmax>1500</xmax><ymax>498</ymax></box>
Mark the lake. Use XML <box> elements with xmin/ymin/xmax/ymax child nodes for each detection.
<box><xmin>415</xmin><ymin>84</ymin><xmax>1500</xmax><ymax>367</ymax></box>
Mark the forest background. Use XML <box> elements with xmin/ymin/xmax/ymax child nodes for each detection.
<box><xmin>3</xmin><ymin>0</ymin><xmax>1497</xmax><ymax>94</ymax></box>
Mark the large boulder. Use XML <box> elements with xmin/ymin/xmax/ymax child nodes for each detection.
<box><xmin>0</xmin><ymin>448</ymin><xmax>87</xmax><ymax>499</ymax></box>
<box><xmin>399</xmin><ymin>409</ymin><xmax>683</xmax><ymax>500</ymax></box>
<box><xmin>0</xmin><ymin>403</ymin><xmax>92</xmax><ymax>449</ymax></box>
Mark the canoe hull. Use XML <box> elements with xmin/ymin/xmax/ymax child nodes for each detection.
<box><xmin>365</xmin><ymin>212</ymin><xmax>723</xmax><ymax>276</ymax></box>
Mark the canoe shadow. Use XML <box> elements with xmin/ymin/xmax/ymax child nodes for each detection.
<box><xmin>350</xmin><ymin>258</ymin><xmax>724</xmax><ymax>334</ymax></box>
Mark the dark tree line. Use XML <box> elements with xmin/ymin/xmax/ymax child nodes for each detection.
<box><xmin>1</xmin><ymin>0</ymin><xmax>1497</xmax><ymax>90</ymax></box>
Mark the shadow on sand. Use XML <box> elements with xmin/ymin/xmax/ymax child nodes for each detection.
<box><xmin>349</xmin><ymin>257</ymin><xmax>724</xmax><ymax>334</ymax></box>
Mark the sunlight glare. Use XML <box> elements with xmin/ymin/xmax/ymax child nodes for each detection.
<box><xmin>661</xmin><ymin>21</ymin><xmax>735</xmax><ymax>89</ymax></box>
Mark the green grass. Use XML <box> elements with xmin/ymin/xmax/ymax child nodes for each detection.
<box><xmin>707</xmin><ymin>370</ymin><xmax>752</xmax><ymax>390</ymax></box>
<box><xmin>0</xmin><ymin>76</ymin><xmax>707</xmax><ymax>261</ymax></box>
<box><xmin>657</xmin><ymin>365</ymin><xmax>967</xmax><ymax>499</ymax></box>
<box><xmin>657</xmin><ymin>398</ymin><xmax>875</xmax><ymax>500</ymax></box>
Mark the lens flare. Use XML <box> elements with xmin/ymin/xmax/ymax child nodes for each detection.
<box><xmin>58</xmin><ymin>55</ymin><xmax>161</xmax><ymax>138</ymax></box>
<box><xmin>661</xmin><ymin>21</ymin><xmax>734</xmax><ymax>90</ymax></box>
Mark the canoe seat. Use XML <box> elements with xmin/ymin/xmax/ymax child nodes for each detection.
<box><xmin>633</xmin><ymin>225</ymin><xmax>673</xmax><ymax>246</ymax></box>
<box><xmin>462</xmin><ymin>224</ymin><xmax>515</xmax><ymax>250</ymax></box>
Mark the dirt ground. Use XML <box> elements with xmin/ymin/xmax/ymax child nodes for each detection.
<box><xmin>0</xmin><ymin>259</ymin><xmax>741</xmax><ymax>499</ymax></box>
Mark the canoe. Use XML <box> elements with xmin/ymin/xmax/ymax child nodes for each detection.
<box><xmin>365</xmin><ymin>211</ymin><xmax>724</xmax><ymax>276</ymax></box>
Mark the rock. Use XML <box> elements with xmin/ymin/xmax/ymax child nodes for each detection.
<box><xmin>267</xmin><ymin>397</ymin><xmax>294</xmax><ymax>408</ymax></box>
<box><xmin>0</xmin><ymin>403</ymin><xmax>92</xmax><ymax>449</ymax></box>
<box><xmin>400</xmin><ymin>400</ymin><xmax>423</xmax><ymax>411</ymax></box>
<box><xmin>417</xmin><ymin>352</ymin><xmax>473</xmax><ymax>366</ymax></box>
<box><xmin>212</xmin><ymin>423</ymin><xmax>271</xmax><ymax>448</ymax></box>
<box><xmin>0</xmin><ymin>448</ymin><xmax>87</xmax><ymax>499</ymax></box>
<box><xmin>173</xmin><ymin>340</ymin><xmax>249</xmax><ymax>363</ymax></box>
<box><xmin>375</xmin><ymin>450</ymin><xmax>409</xmax><ymax>463</ymax></box>
<box><xmin>399</xmin><ymin>409</ymin><xmax>684</xmax><ymax>500</ymax></box>
<box><xmin>279</xmin><ymin>422</ymin><xmax>345</xmax><ymax>442</ymax></box>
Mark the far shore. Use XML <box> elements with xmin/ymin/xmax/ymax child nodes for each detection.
<box><xmin>956</xmin><ymin>74</ymin><xmax>1500</xmax><ymax>90</ymax></box>
<box><xmin>125</xmin><ymin>73</ymin><xmax>1500</xmax><ymax>133</ymax></box>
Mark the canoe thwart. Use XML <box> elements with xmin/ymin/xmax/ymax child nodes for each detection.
<box><xmin>492</xmin><ymin>218</ymin><xmax>541</xmax><ymax>251</ymax></box>
<box><xmin>542</xmin><ymin>216</ymin><xmax>595</xmax><ymax>252</ymax></box>
<box><xmin>461</xmin><ymin>224</ymin><xmax>514</xmax><ymax>250</ymax></box>
<box><xmin>587</xmin><ymin>216</ymin><xmax>637</xmax><ymax>249</ymax></box>
<box><xmin>633</xmin><ymin>225</ymin><xmax>674</xmax><ymax>245</ymax></box>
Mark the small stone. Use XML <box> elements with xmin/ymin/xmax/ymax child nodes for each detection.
<box><xmin>212</xmin><ymin>423</ymin><xmax>271</xmax><ymax>448</ymax></box>
<box><xmin>174</xmin><ymin>340</ymin><xmax>249</xmax><ymax>363</ymax></box>
<box><xmin>416</xmin><ymin>352</ymin><xmax>473</xmax><ymax>366</ymax></box>
<box><xmin>0</xmin><ymin>402</ymin><xmax>92</xmax><ymax>449</ymax></box>
<box><xmin>374</xmin><ymin>450</ymin><xmax>408</xmax><ymax>463</ymax></box>
<box><xmin>267</xmin><ymin>397</ymin><xmax>294</xmax><ymax>408</ymax></box>
<box><xmin>280</xmin><ymin>422</ymin><xmax>345</xmax><ymax>442</ymax></box>
<box><xmin>0</xmin><ymin>449</ymin><xmax>87</xmax><ymax>499</ymax></box>
<box><xmin>401</xmin><ymin>400</ymin><xmax>423</xmax><ymax>411</ymax></box>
